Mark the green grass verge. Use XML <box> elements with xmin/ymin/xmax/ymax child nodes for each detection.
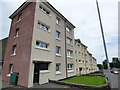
<box><xmin>89</xmin><ymin>73</ymin><xmax>104</xmax><ymax>76</ymax></box>
<box><xmin>63</xmin><ymin>76</ymin><xmax>106</xmax><ymax>86</ymax></box>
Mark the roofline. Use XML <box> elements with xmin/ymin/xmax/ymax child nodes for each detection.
<box><xmin>9</xmin><ymin>0</ymin><xmax>75</xmax><ymax>28</ymax></box>
<box><xmin>75</xmin><ymin>39</ymin><xmax>87</xmax><ymax>48</ymax></box>
<box><xmin>9</xmin><ymin>1</ymin><xmax>31</xmax><ymax>19</ymax></box>
<box><xmin>44</xmin><ymin>1</ymin><xmax>75</xmax><ymax>28</ymax></box>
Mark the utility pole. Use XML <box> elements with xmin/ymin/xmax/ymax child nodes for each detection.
<box><xmin>96</xmin><ymin>0</ymin><xmax>113</xmax><ymax>88</ymax></box>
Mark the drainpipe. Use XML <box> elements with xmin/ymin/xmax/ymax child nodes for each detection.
<box><xmin>64</xmin><ymin>20</ymin><xmax>68</xmax><ymax>78</ymax></box>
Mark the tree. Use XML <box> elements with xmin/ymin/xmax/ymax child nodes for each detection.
<box><xmin>112</xmin><ymin>57</ymin><xmax>120</xmax><ymax>68</ymax></box>
<box><xmin>97</xmin><ymin>64</ymin><xmax>103</xmax><ymax>70</ymax></box>
<box><xmin>103</xmin><ymin>60</ymin><xmax>108</xmax><ymax>69</ymax></box>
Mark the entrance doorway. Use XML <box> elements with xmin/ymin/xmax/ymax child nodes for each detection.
<box><xmin>33</xmin><ymin>63</ymin><xmax>40</xmax><ymax>83</ymax></box>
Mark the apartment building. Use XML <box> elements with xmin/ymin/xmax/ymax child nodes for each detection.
<box><xmin>87</xmin><ymin>51</ymin><xmax>93</xmax><ymax>73</ymax></box>
<box><xmin>75</xmin><ymin>39</ymin><xmax>88</xmax><ymax>75</ymax></box>
<box><xmin>2</xmin><ymin>0</ymin><xmax>76</xmax><ymax>87</ymax></box>
<box><xmin>0</xmin><ymin>37</ymin><xmax>8</xmax><ymax>66</ymax></box>
<box><xmin>0</xmin><ymin>37</ymin><xmax>8</xmax><ymax>74</ymax></box>
<box><xmin>75</xmin><ymin>39</ymin><xmax>97</xmax><ymax>75</ymax></box>
<box><xmin>92</xmin><ymin>57</ymin><xmax>97</xmax><ymax>72</ymax></box>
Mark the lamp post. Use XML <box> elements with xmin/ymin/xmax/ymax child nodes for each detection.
<box><xmin>96</xmin><ymin>0</ymin><xmax>113</xmax><ymax>88</ymax></box>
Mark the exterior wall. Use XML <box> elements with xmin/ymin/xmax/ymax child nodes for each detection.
<box><xmin>87</xmin><ymin>52</ymin><xmax>92</xmax><ymax>74</ymax></box>
<box><xmin>28</xmin><ymin>1</ymin><xmax>75</xmax><ymax>87</ymax></box>
<box><xmin>74</xmin><ymin>40</ymin><xmax>88</xmax><ymax>75</ymax></box>
<box><xmin>74</xmin><ymin>40</ymin><xmax>83</xmax><ymax>75</ymax></box>
<box><xmin>0</xmin><ymin>37</ymin><xmax>8</xmax><ymax>66</ymax></box>
<box><xmin>2</xmin><ymin>2</ymin><xmax>36</xmax><ymax>87</ymax></box>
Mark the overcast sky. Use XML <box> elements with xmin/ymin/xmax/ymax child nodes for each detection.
<box><xmin>1</xmin><ymin>0</ymin><xmax>118</xmax><ymax>64</ymax></box>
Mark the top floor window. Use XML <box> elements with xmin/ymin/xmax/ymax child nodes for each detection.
<box><xmin>39</xmin><ymin>6</ymin><xmax>50</xmax><ymax>15</ymax></box>
<box><xmin>18</xmin><ymin>14</ymin><xmax>22</xmax><ymax>21</ymax></box>
<box><xmin>56</xmin><ymin>17</ymin><xmax>60</xmax><ymax>25</ymax></box>
<box><xmin>66</xmin><ymin>26</ymin><xmax>71</xmax><ymax>33</ymax></box>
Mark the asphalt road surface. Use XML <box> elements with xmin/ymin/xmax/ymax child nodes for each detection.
<box><xmin>103</xmin><ymin>69</ymin><xmax>120</xmax><ymax>89</ymax></box>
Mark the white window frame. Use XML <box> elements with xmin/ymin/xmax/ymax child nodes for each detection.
<box><xmin>66</xmin><ymin>37</ymin><xmax>72</xmax><ymax>45</ymax></box>
<box><xmin>36</xmin><ymin>41</ymin><xmax>48</xmax><ymax>49</ymax></box>
<box><xmin>56</xmin><ymin>17</ymin><xmax>60</xmax><ymax>25</ymax></box>
<box><xmin>13</xmin><ymin>45</ymin><xmax>16</xmax><ymax>55</ymax></box>
<box><xmin>56</xmin><ymin>31</ymin><xmax>60</xmax><ymax>39</ymax></box>
<box><xmin>67</xmin><ymin>64</ymin><xmax>73</xmax><ymax>71</ymax></box>
<box><xmin>56</xmin><ymin>46</ymin><xmax>60</xmax><ymax>55</ymax></box>
<box><xmin>37</xmin><ymin>22</ymin><xmax>49</xmax><ymax>32</ymax></box>
<box><xmin>66</xmin><ymin>26</ymin><xmax>71</xmax><ymax>33</ymax></box>
<box><xmin>67</xmin><ymin>50</ymin><xmax>72</xmax><ymax>57</ymax></box>
<box><xmin>56</xmin><ymin>63</ymin><xmax>61</xmax><ymax>73</ymax></box>
<box><xmin>18</xmin><ymin>14</ymin><xmax>22</xmax><ymax>21</ymax></box>
<box><xmin>39</xmin><ymin>5</ymin><xmax>50</xmax><ymax>16</ymax></box>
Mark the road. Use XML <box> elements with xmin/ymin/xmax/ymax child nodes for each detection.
<box><xmin>103</xmin><ymin>69</ymin><xmax>120</xmax><ymax>89</ymax></box>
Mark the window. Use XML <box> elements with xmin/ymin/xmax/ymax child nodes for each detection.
<box><xmin>56</xmin><ymin>31</ymin><xmax>60</xmax><ymax>39</ymax></box>
<box><xmin>66</xmin><ymin>26</ymin><xmax>71</xmax><ymax>32</ymax></box>
<box><xmin>39</xmin><ymin>6</ymin><xmax>50</xmax><ymax>15</ymax></box>
<box><xmin>39</xmin><ymin>63</ymin><xmax>48</xmax><ymax>70</ymax></box>
<box><xmin>18</xmin><ymin>14</ymin><xmax>22</xmax><ymax>21</ymax></box>
<box><xmin>75</xmin><ymin>51</ymin><xmax>77</xmax><ymax>54</ymax></box>
<box><xmin>66</xmin><ymin>37</ymin><xmax>72</xmax><ymax>45</ymax></box>
<box><xmin>56</xmin><ymin>46</ymin><xmax>60</xmax><ymax>55</ymax></box>
<box><xmin>37</xmin><ymin>22</ymin><xmax>49</xmax><ymax>31</ymax></box>
<box><xmin>67</xmin><ymin>50</ymin><xmax>72</xmax><ymax>57</ymax></box>
<box><xmin>79</xmin><ymin>60</ymin><xmax>82</xmax><ymax>63</ymax></box>
<box><xmin>56</xmin><ymin>17</ymin><xmax>60</xmax><ymax>24</ymax></box>
<box><xmin>15</xmin><ymin>28</ymin><xmax>19</xmax><ymax>37</ymax></box>
<box><xmin>10</xmin><ymin>64</ymin><xmax>13</xmax><ymax>74</ymax></box>
<box><xmin>68</xmin><ymin>64</ymin><xmax>73</xmax><ymax>71</ymax></box>
<box><xmin>77</xmin><ymin>44</ymin><xmax>80</xmax><ymax>47</ymax></box>
<box><xmin>56</xmin><ymin>63</ymin><xmax>61</xmax><ymax>72</ymax></box>
<box><xmin>13</xmin><ymin>45</ymin><xmax>16</xmax><ymax>55</ymax></box>
<box><xmin>78</xmin><ymin>52</ymin><xmax>80</xmax><ymax>55</ymax></box>
<box><xmin>36</xmin><ymin>41</ymin><xmax>48</xmax><ymax>49</ymax></box>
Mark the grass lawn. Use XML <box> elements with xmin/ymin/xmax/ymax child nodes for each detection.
<box><xmin>62</xmin><ymin>76</ymin><xmax>106</xmax><ymax>86</ymax></box>
<box><xmin>89</xmin><ymin>73</ymin><xmax>104</xmax><ymax>76</ymax></box>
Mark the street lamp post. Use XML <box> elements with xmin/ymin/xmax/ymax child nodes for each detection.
<box><xmin>96</xmin><ymin>0</ymin><xmax>113</xmax><ymax>88</ymax></box>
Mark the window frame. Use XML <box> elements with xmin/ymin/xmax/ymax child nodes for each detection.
<box><xmin>56</xmin><ymin>31</ymin><xmax>60</xmax><ymax>39</ymax></box>
<box><xmin>18</xmin><ymin>14</ymin><xmax>22</xmax><ymax>21</ymax></box>
<box><xmin>66</xmin><ymin>26</ymin><xmax>71</xmax><ymax>33</ymax></box>
<box><xmin>56</xmin><ymin>17</ymin><xmax>60</xmax><ymax>25</ymax></box>
<box><xmin>37</xmin><ymin>22</ymin><xmax>49</xmax><ymax>32</ymax></box>
<box><xmin>36</xmin><ymin>41</ymin><xmax>48</xmax><ymax>49</ymax></box>
<box><xmin>66</xmin><ymin>37</ymin><xmax>72</xmax><ymax>45</ymax></box>
<box><xmin>67</xmin><ymin>50</ymin><xmax>72</xmax><ymax>57</ymax></box>
<box><xmin>67</xmin><ymin>64</ymin><xmax>73</xmax><ymax>71</ymax></box>
<box><xmin>56</xmin><ymin>63</ymin><xmax>61</xmax><ymax>72</ymax></box>
<box><xmin>13</xmin><ymin>45</ymin><xmax>16</xmax><ymax>55</ymax></box>
<box><xmin>56</xmin><ymin>46</ymin><xmax>60</xmax><ymax>55</ymax></box>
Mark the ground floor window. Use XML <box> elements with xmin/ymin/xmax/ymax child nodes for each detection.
<box><xmin>39</xmin><ymin>63</ymin><xmax>48</xmax><ymax>70</ymax></box>
<box><xmin>56</xmin><ymin>63</ymin><xmax>61</xmax><ymax>72</ymax></box>
<box><xmin>67</xmin><ymin>64</ymin><xmax>73</xmax><ymax>71</ymax></box>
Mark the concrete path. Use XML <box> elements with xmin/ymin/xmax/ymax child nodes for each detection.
<box><xmin>32</xmin><ymin>82</ymin><xmax>75</xmax><ymax>88</ymax></box>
